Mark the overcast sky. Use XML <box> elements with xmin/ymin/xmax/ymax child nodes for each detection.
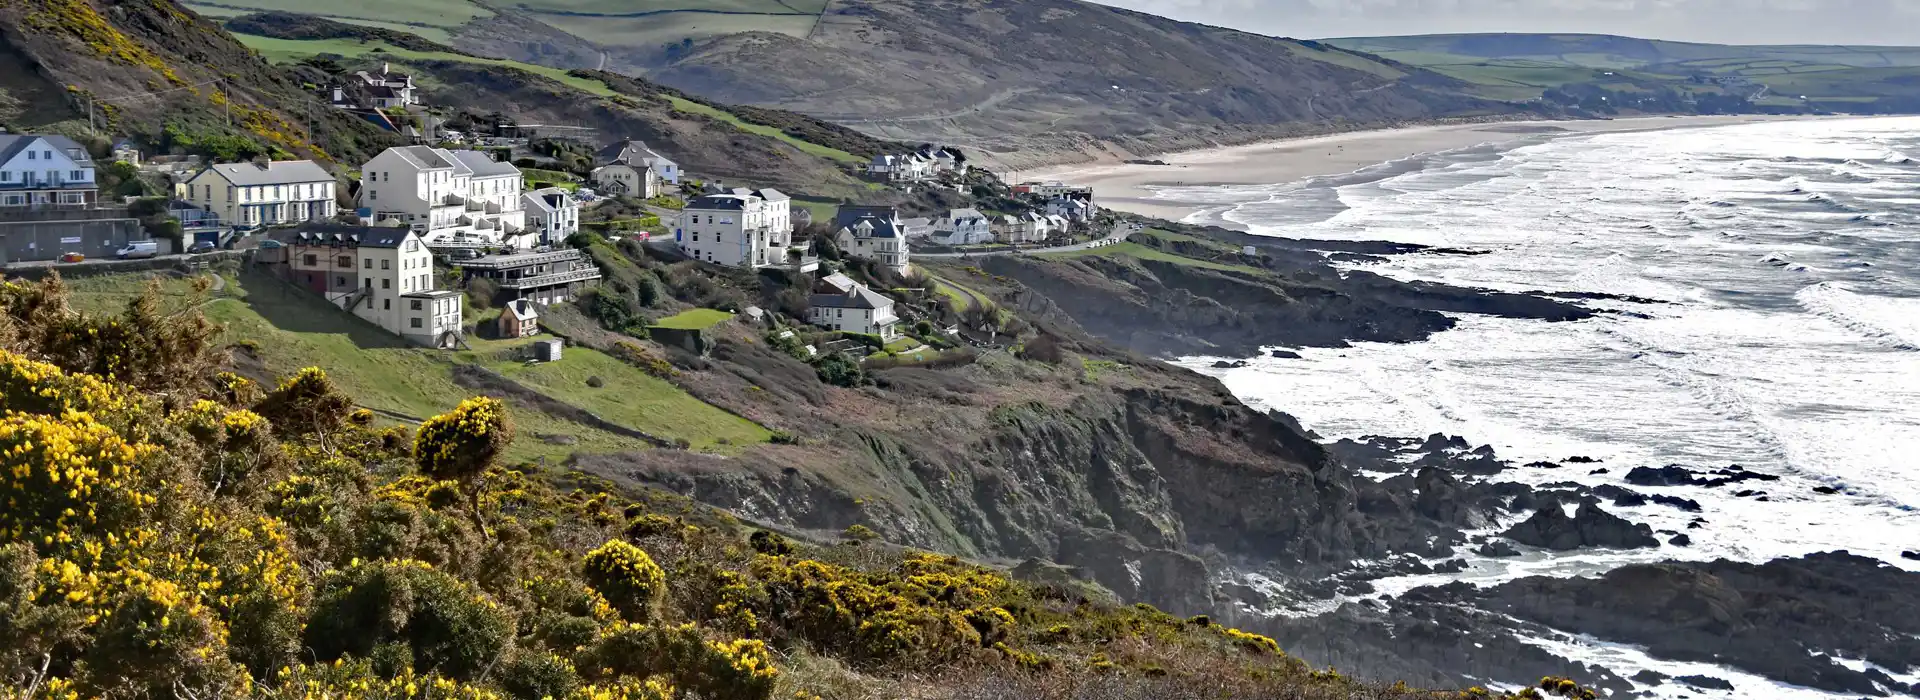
<box><xmin>1093</xmin><ymin>0</ymin><xmax>1920</xmax><ymax>45</ymax></box>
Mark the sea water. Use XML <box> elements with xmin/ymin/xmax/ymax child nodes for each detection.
<box><xmin>1158</xmin><ymin>117</ymin><xmax>1920</xmax><ymax>698</ymax></box>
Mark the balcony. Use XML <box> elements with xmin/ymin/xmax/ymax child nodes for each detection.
<box><xmin>496</xmin><ymin>267</ymin><xmax>602</xmax><ymax>290</ymax></box>
<box><xmin>0</xmin><ymin>177</ymin><xmax>93</xmax><ymax>191</ymax></box>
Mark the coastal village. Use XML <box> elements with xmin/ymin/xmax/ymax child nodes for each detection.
<box><xmin>0</xmin><ymin>116</ymin><xmax>1112</xmax><ymax>365</ymax></box>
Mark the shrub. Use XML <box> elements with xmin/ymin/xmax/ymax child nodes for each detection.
<box><xmin>254</xmin><ymin>367</ymin><xmax>354</xmax><ymax>439</ymax></box>
<box><xmin>303</xmin><ymin>560</ymin><xmax>517</xmax><ymax>681</ymax></box>
<box><xmin>500</xmin><ymin>650</ymin><xmax>581</xmax><ymax>700</ymax></box>
<box><xmin>582</xmin><ymin>540</ymin><xmax>666</xmax><ymax>623</ymax></box>
<box><xmin>587</xmin><ymin>623</ymin><xmax>777</xmax><ymax>700</ymax></box>
<box><xmin>814</xmin><ymin>353</ymin><xmax>867</xmax><ymax>388</ymax></box>
<box><xmin>414</xmin><ymin>397</ymin><xmax>513</xmax><ymax>483</ymax></box>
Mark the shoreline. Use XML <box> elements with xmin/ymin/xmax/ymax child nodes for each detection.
<box><xmin>1011</xmin><ymin>115</ymin><xmax>1854</xmax><ymax>222</ymax></box>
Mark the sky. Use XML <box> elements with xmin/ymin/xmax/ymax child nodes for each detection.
<box><xmin>1092</xmin><ymin>0</ymin><xmax>1920</xmax><ymax>45</ymax></box>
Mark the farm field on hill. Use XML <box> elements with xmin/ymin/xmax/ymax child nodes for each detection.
<box><xmin>186</xmin><ymin>0</ymin><xmax>487</xmax><ymax>30</ymax></box>
<box><xmin>233</xmin><ymin>35</ymin><xmax>619</xmax><ymax>96</ymax></box>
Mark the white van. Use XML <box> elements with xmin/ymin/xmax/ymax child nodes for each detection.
<box><xmin>115</xmin><ymin>240</ymin><xmax>159</xmax><ymax>259</ymax></box>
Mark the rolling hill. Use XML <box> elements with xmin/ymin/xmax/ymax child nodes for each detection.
<box><xmin>1328</xmin><ymin>33</ymin><xmax>1920</xmax><ymax>111</ymax></box>
<box><xmin>183</xmin><ymin>0</ymin><xmax>1534</xmax><ymax>170</ymax></box>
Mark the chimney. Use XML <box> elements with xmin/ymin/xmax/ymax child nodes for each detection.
<box><xmin>252</xmin><ymin>155</ymin><xmax>271</xmax><ymax>170</ymax></box>
<box><xmin>382</xmin><ymin>62</ymin><xmax>391</xmax><ymax>74</ymax></box>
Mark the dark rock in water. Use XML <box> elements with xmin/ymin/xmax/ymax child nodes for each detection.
<box><xmin>1734</xmin><ymin>489</ymin><xmax>1759</xmax><ymax>498</ymax></box>
<box><xmin>1593</xmin><ymin>484</ymin><xmax>1648</xmax><ymax>507</ymax></box>
<box><xmin>1669</xmin><ymin>534</ymin><xmax>1692</xmax><ymax>546</ymax></box>
<box><xmin>1678</xmin><ymin>675</ymin><xmax>1735</xmax><ymax>691</ymax></box>
<box><xmin>1566</xmin><ymin>456</ymin><xmax>1601</xmax><ymax>464</ymax></box>
<box><xmin>1589</xmin><ymin>468</ymin><xmax>1609</xmax><ymax>475</ymax></box>
<box><xmin>1477</xmin><ymin>540</ymin><xmax>1522</xmax><ymax>557</ymax></box>
<box><xmin>1269</xmin><ymin>349</ymin><xmax>1302</xmax><ymax>359</ymax></box>
<box><xmin>1433</xmin><ymin>558</ymin><xmax>1469</xmax><ymax>574</ymax></box>
<box><xmin>1123</xmin><ymin>158</ymin><xmax>1170</xmax><ymax>166</ymax></box>
<box><xmin>1627</xmin><ymin>463</ymin><xmax>1780</xmax><ymax>488</ymax></box>
<box><xmin>1902</xmin><ymin>551</ymin><xmax>1920</xmax><ymax>561</ymax></box>
<box><xmin>1502</xmin><ymin>504</ymin><xmax>1659</xmax><ymax>551</ymax></box>
<box><xmin>1813</xmin><ymin>485</ymin><xmax>1839</xmax><ymax>495</ymax></box>
<box><xmin>1524</xmin><ymin>461</ymin><xmax>1559</xmax><ymax>469</ymax></box>
<box><xmin>1460</xmin><ymin>552</ymin><xmax>1920</xmax><ymax>696</ymax></box>
<box><xmin>1630</xmin><ymin>670</ymin><xmax>1669</xmax><ymax>685</ymax></box>
<box><xmin>1211</xmin><ymin>359</ymin><xmax>1250</xmax><ymax>369</ymax></box>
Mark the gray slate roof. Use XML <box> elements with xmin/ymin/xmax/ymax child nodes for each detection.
<box><xmin>387</xmin><ymin>146</ymin><xmax>455</xmax><ymax>170</ymax></box>
<box><xmin>0</xmin><ymin>134</ymin><xmax>94</xmax><ymax>165</ymax></box>
<box><xmin>688</xmin><ymin>194</ymin><xmax>750</xmax><ymax>211</ymax></box>
<box><xmin>205</xmin><ymin>160</ymin><xmax>332</xmax><ymax>186</ymax></box>
<box><xmin>947</xmin><ymin>208</ymin><xmax>985</xmax><ymax>222</ymax></box>
<box><xmin>598</xmin><ymin>141</ymin><xmax>674</xmax><ymax>167</ymax></box>
<box><xmin>448</xmin><ymin>150</ymin><xmax>519</xmax><ymax>178</ymax></box>
<box><xmin>811</xmin><ymin>286</ymin><xmax>893</xmax><ymax>310</ymax></box>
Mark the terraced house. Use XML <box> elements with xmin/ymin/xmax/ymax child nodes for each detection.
<box><xmin>177</xmin><ymin>160</ymin><xmax>336</xmax><ymax>229</ymax></box>
<box><xmin>0</xmin><ymin>134</ymin><xmax>97</xmax><ymax>208</ymax></box>
<box><xmin>283</xmin><ymin>224</ymin><xmax>463</xmax><ymax>348</ymax></box>
<box><xmin>360</xmin><ymin>146</ymin><xmax>532</xmax><ymax>251</ymax></box>
<box><xmin>675</xmin><ymin>188</ymin><xmax>815</xmax><ymax>272</ymax></box>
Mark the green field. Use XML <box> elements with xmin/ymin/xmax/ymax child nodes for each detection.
<box><xmin>533</xmin><ymin>13</ymin><xmax>817</xmax><ymax>48</ymax></box>
<box><xmin>661</xmin><ymin>95</ymin><xmax>862</xmax><ymax>163</ymax></box>
<box><xmin>651</xmin><ymin>308</ymin><xmax>734</xmax><ymax>330</ymax></box>
<box><xmin>481</xmin><ymin>346</ymin><xmax>771</xmax><ymax>452</ymax></box>
<box><xmin>186</xmin><ymin>0</ymin><xmax>489</xmax><ymax>30</ymax></box>
<box><xmin>61</xmin><ymin>270</ymin><xmax>766</xmax><ymax>460</ymax></box>
<box><xmin>233</xmin><ymin>35</ymin><xmax>618</xmax><ymax>96</ymax></box>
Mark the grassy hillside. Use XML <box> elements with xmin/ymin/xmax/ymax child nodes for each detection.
<box><xmin>1328</xmin><ymin>33</ymin><xmax>1920</xmax><ymax>110</ymax></box>
<box><xmin>62</xmin><ymin>268</ymin><xmax>769</xmax><ymax>461</ymax></box>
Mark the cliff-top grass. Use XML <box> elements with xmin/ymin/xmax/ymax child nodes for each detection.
<box><xmin>651</xmin><ymin>307</ymin><xmax>735</xmax><ymax>331</ymax></box>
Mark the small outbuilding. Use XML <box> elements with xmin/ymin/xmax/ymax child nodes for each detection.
<box><xmin>531</xmin><ymin>338</ymin><xmax>563</xmax><ymax>362</ymax></box>
<box><xmin>498</xmin><ymin>299</ymin><xmax>540</xmax><ymax>339</ymax></box>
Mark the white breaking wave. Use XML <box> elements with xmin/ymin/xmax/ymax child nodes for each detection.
<box><xmin>1795</xmin><ymin>281</ymin><xmax>1920</xmax><ymax>351</ymax></box>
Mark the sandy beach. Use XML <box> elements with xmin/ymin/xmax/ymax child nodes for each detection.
<box><xmin>1012</xmin><ymin>116</ymin><xmax>1828</xmax><ymax>221</ymax></box>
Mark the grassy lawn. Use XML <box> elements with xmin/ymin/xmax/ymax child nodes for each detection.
<box><xmin>792</xmin><ymin>197</ymin><xmax>838</xmax><ymax>225</ymax></box>
<box><xmin>62</xmin><ymin>270</ymin><xmax>677</xmax><ymax>463</ymax></box>
<box><xmin>233</xmin><ymin>35</ymin><xmax>618</xmax><ymax>97</ymax></box>
<box><xmin>530</xmin><ymin>13</ymin><xmax>816</xmax><ymax>49</ymax></box>
<box><xmin>651</xmin><ymin>308</ymin><xmax>733</xmax><ymax>330</ymax></box>
<box><xmin>661</xmin><ymin>95</ymin><xmax>862</xmax><ymax>163</ymax></box>
<box><xmin>924</xmin><ymin>274</ymin><xmax>986</xmax><ymax>311</ymax></box>
<box><xmin>882</xmin><ymin>337</ymin><xmax>919</xmax><ymax>354</ymax></box>
<box><xmin>185</xmin><ymin>0</ymin><xmax>490</xmax><ymax>28</ymax></box>
<box><xmin>512</xmin><ymin>0</ymin><xmax>821</xmax><ymax>11</ymax></box>
<box><xmin>481</xmin><ymin>345</ymin><xmax>770</xmax><ymax>452</ymax></box>
<box><xmin>519</xmin><ymin>167</ymin><xmax>578</xmax><ymax>184</ymax></box>
<box><xmin>1039</xmin><ymin>242</ymin><xmax>1262</xmax><ymax>274</ymax></box>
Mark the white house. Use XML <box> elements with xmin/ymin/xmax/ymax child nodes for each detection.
<box><xmin>521</xmin><ymin>188</ymin><xmax>579</xmax><ymax>246</ymax></box>
<box><xmin>285</xmin><ymin>225</ymin><xmax>461</xmax><ymax>347</ymax></box>
<box><xmin>1015</xmin><ymin>181</ymin><xmax>1094</xmax><ymax>198</ymax></box>
<box><xmin>589</xmin><ymin>162</ymin><xmax>659</xmax><ymax>199</ymax></box>
<box><xmin>0</xmin><ymin>134</ymin><xmax>97</xmax><ymax>208</ymax></box>
<box><xmin>359</xmin><ymin>146</ymin><xmax>531</xmax><ymax>250</ymax></box>
<box><xmin>867</xmin><ymin>153</ymin><xmax>934</xmax><ymax>183</ymax></box>
<box><xmin>676</xmin><ymin>188</ymin><xmax>809</xmax><ymax>269</ymax></box>
<box><xmin>1046</xmin><ymin>196</ymin><xmax>1098</xmax><ymax>224</ymax></box>
<box><xmin>833</xmin><ymin>213</ymin><xmax>910</xmax><ymax>275</ymax></box>
<box><xmin>177</xmin><ymin>160</ymin><xmax>335</xmax><ymax>228</ymax></box>
<box><xmin>900</xmin><ymin>217</ymin><xmax>935</xmax><ymax>239</ymax></box>
<box><xmin>1023</xmin><ymin>211</ymin><xmax>1053</xmax><ymax>241</ymax></box>
<box><xmin>110</xmin><ymin>138</ymin><xmax>140</xmax><ymax>167</ymax></box>
<box><xmin>808</xmin><ymin>279</ymin><xmax>900</xmax><ymax>340</ymax></box>
<box><xmin>354</xmin><ymin>64</ymin><xmax>417</xmax><ymax>108</ymax></box>
<box><xmin>931</xmin><ymin>207</ymin><xmax>993</xmax><ymax>245</ymax></box>
<box><xmin>597</xmin><ymin>141</ymin><xmax>679</xmax><ymax>184</ymax></box>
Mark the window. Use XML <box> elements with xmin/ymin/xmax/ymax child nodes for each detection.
<box><xmin>382</xmin><ymin>279</ymin><xmax>390</xmax><ymax>289</ymax></box>
<box><xmin>368</xmin><ymin>191</ymin><xmax>377</xmax><ymax>201</ymax></box>
<box><xmin>69</xmin><ymin>171</ymin><xmax>83</xmax><ymax>180</ymax></box>
<box><xmin>0</xmin><ymin>172</ymin><xmax>9</xmax><ymax>182</ymax></box>
<box><xmin>303</xmin><ymin>254</ymin><xmax>317</xmax><ymax>266</ymax></box>
<box><xmin>365</xmin><ymin>279</ymin><xmax>373</xmax><ymax>290</ymax></box>
<box><xmin>336</xmin><ymin>276</ymin><xmax>346</xmax><ymax>286</ymax></box>
<box><xmin>410</xmin><ymin>300</ymin><xmax>422</xmax><ymax>311</ymax></box>
<box><xmin>363</xmin><ymin>258</ymin><xmax>372</xmax><ymax>269</ymax></box>
<box><xmin>337</xmin><ymin>255</ymin><xmax>351</xmax><ymax>267</ymax></box>
<box><xmin>383</xmin><ymin>300</ymin><xmax>390</xmax><ymax>310</ymax></box>
<box><xmin>25</xmin><ymin>151</ymin><xmax>34</xmax><ymax>160</ymax></box>
<box><xmin>382</xmin><ymin>259</ymin><xmax>390</xmax><ymax>270</ymax></box>
<box><xmin>410</xmin><ymin>318</ymin><xmax>422</xmax><ymax>328</ymax></box>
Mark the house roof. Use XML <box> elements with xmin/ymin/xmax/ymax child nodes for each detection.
<box><xmin>816</xmin><ymin>273</ymin><xmax>859</xmax><ymax>294</ymax></box>
<box><xmin>687</xmin><ymin>194</ymin><xmax>751</xmax><ymax>211</ymax></box>
<box><xmin>811</xmin><ymin>286</ymin><xmax>893</xmax><ymax>310</ymax></box>
<box><xmin>448</xmin><ymin>150</ymin><xmax>519</xmax><ymax>178</ymax></box>
<box><xmin>386</xmin><ymin>145</ymin><xmax>456</xmax><ymax>170</ymax></box>
<box><xmin>110</xmin><ymin>137</ymin><xmax>137</xmax><ymax>150</ymax></box>
<box><xmin>598</xmin><ymin>140</ymin><xmax>674</xmax><ymax>167</ymax></box>
<box><xmin>0</xmin><ymin>134</ymin><xmax>93</xmax><ymax>165</ymax></box>
<box><xmin>504</xmin><ymin>299</ymin><xmax>539</xmax><ymax>321</ymax></box>
<box><xmin>947</xmin><ymin>208</ymin><xmax>985</xmax><ymax>222</ymax></box>
<box><xmin>901</xmin><ymin>217</ymin><xmax>932</xmax><ymax>229</ymax></box>
<box><xmin>283</xmin><ymin>223</ymin><xmax>413</xmax><ymax>247</ymax></box>
<box><xmin>523</xmin><ymin>188</ymin><xmax>571</xmax><ymax>213</ymax></box>
<box><xmin>357</xmin><ymin>226</ymin><xmax>416</xmax><ymax>248</ymax></box>
<box><xmin>205</xmin><ymin>159</ymin><xmax>332</xmax><ymax>186</ymax></box>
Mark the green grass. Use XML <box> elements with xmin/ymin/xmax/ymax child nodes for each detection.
<box><xmin>650</xmin><ymin>308</ymin><xmax>734</xmax><ymax>331</ymax></box>
<box><xmin>924</xmin><ymin>274</ymin><xmax>986</xmax><ymax>311</ymax></box>
<box><xmin>882</xmin><ymin>337</ymin><xmax>919</xmax><ymax>354</ymax></box>
<box><xmin>529</xmin><ymin>12</ymin><xmax>816</xmax><ymax>48</ymax></box>
<box><xmin>661</xmin><ymin>95</ymin><xmax>862</xmax><ymax>163</ymax></box>
<box><xmin>185</xmin><ymin>0</ymin><xmax>489</xmax><ymax>29</ymax></box>
<box><xmin>233</xmin><ymin>35</ymin><xmax>618</xmax><ymax>97</ymax></box>
<box><xmin>1039</xmin><ymin>242</ymin><xmax>1261</xmax><ymax>274</ymax></box>
<box><xmin>58</xmin><ymin>270</ymin><xmax>755</xmax><ymax>463</ymax></box>
<box><xmin>478</xmin><ymin>345</ymin><xmax>771</xmax><ymax>452</ymax></box>
<box><xmin>792</xmin><ymin>198</ymin><xmax>838</xmax><ymax>226</ymax></box>
<box><xmin>512</xmin><ymin>0</ymin><xmax>824</xmax><ymax>11</ymax></box>
<box><xmin>1286</xmin><ymin>43</ymin><xmax>1405</xmax><ymax>79</ymax></box>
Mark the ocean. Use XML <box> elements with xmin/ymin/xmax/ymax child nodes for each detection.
<box><xmin>1159</xmin><ymin>117</ymin><xmax>1920</xmax><ymax>698</ymax></box>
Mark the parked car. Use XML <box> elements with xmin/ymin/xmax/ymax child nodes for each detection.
<box><xmin>186</xmin><ymin>240</ymin><xmax>217</xmax><ymax>254</ymax></box>
<box><xmin>59</xmin><ymin>252</ymin><xmax>85</xmax><ymax>263</ymax></box>
<box><xmin>115</xmin><ymin>240</ymin><xmax>159</xmax><ymax>259</ymax></box>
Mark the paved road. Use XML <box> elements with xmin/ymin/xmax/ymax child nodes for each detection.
<box><xmin>915</xmin><ymin>222</ymin><xmax>1140</xmax><ymax>260</ymax></box>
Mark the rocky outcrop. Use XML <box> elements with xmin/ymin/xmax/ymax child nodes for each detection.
<box><xmin>1500</xmin><ymin>504</ymin><xmax>1659</xmax><ymax>551</ymax></box>
<box><xmin>1464</xmin><ymin>552</ymin><xmax>1920</xmax><ymax>695</ymax></box>
<box><xmin>1625</xmin><ymin>464</ymin><xmax>1780</xmax><ymax>488</ymax></box>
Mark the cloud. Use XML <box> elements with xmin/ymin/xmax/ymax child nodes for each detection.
<box><xmin>1092</xmin><ymin>0</ymin><xmax>1920</xmax><ymax>45</ymax></box>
